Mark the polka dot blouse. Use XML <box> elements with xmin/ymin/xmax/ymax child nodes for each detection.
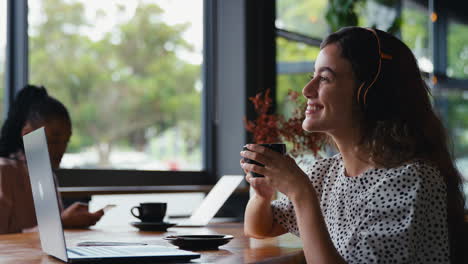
<box><xmin>271</xmin><ymin>154</ymin><xmax>450</xmax><ymax>263</ymax></box>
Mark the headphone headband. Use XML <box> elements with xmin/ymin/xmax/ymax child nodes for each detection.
<box><xmin>357</xmin><ymin>28</ymin><xmax>393</xmax><ymax>106</ymax></box>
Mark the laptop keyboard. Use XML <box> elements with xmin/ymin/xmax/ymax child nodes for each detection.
<box><xmin>68</xmin><ymin>246</ymin><xmax>135</xmax><ymax>256</ymax></box>
<box><xmin>67</xmin><ymin>245</ymin><xmax>184</xmax><ymax>257</ymax></box>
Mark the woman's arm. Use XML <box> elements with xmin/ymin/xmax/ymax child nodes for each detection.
<box><xmin>241</xmin><ymin>144</ymin><xmax>345</xmax><ymax>263</ymax></box>
<box><xmin>0</xmin><ymin>170</ymin><xmax>14</xmax><ymax>234</ymax></box>
<box><xmin>291</xmin><ymin>184</ymin><xmax>346</xmax><ymax>264</ymax></box>
<box><xmin>244</xmin><ymin>192</ymin><xmax>287</xmax><ymax>238</ymax></box>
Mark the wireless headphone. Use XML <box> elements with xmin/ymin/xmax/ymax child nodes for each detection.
<box><xmin>356</xmin><ymin>28</ymin><xmax>393</xmax><ymax>106</ymax></box>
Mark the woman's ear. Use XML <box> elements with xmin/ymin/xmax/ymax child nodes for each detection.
<box><xmin>21</xmin><ymin>122</ymin><xmax>36</xmax><ymax>137</ymax></box>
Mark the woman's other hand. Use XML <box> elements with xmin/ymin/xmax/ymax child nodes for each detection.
<box><xmin>240</xmin><ymin>144</ymin><xmax>310</xmax><ymax>198</ymax></box>
<box><xmin>244</xmin><ymin>171</ymin><xmax>275</xmax><ymax>200</ymax></box>
<box><xmin>240</xmin><ymin>157</ymin><xmax>275</xmax><ymax>200</ymax></box>
<box><xmin>61</xmin><ymin>202</ymin><xmax>104</xmax><ymax>228</ymax></box>
<box><xmin>241</xmin><ymin>155</ymin><xmax>288</xmax><ymax>239</ymax></box>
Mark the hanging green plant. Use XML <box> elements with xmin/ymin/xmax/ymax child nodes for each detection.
<box><xmin>325</xmin><ymin>0</ymin><xmax>361</xmax><ymax>32</ymax></box>
<box><xmin>364</xmin><ymin>0</ymin><xmax>401</xmax><ymax>35</ymax></box>
<box><xmin>325</xmin><ymin>0</ymin><xmax>401</xmax><ymax>35</ymax></box>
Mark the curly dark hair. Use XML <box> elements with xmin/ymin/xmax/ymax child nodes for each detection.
<box><xmin>321</xmin><ymin>27</ymin><xmax>466</xmax><ymax>263</ymax></box>
<box><xmin>0</xmin><ymin>85</ymin><xmax>71</xmax><ymax>157</ymax></box>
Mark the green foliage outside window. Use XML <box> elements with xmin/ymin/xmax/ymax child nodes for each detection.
<box><xmin>29</xmin><ymin>0</ymin><xmax>201</xmax><ymax>168</ymax></box>
<box><xmin>276</xmin><ymin>38</ymin><xmax>319</xmax><ymax>117</ymax></box>
<box><xmin>443</xmin><ymin>92</ymin><xmax>468</xmax><ymax>158</ymax></box>
<box><xmin>276</xmin><ymin>0</ymin><xmax>324</xmax><ymax>117</ymax></box>
<box><xmin>447</xmin><ymin>21</ymin><xmax>468</xmax><ymax>79</ymax></box>
<box><xmin>325</xmin><ymin>0</ymin><xmax>360</xmax><ymax>32</ymax></box>
<box><xmin>276</xmin><ymin>0</ymin><xmax>328</xmax><ymax>39</ymax></box>
<box><xmin>401</xmin><ymin>3</ymin><xmax>429</xmax><ymax>61</ymax></box>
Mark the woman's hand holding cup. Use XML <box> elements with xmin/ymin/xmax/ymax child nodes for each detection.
<box><xmin>240</xmin><ymin>143</ymin><xmax>310</xmax><ymax>198</ymax></box>
<box><xmin>240</xmin><ymin>143</ymin><xmax>286</xmax><ymax>200</ymax></box>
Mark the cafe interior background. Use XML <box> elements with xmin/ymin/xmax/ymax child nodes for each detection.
<box><xmin>1</xmin><ymin>0</ymin><xmax>467</xmax><ymax>226</ymax></box>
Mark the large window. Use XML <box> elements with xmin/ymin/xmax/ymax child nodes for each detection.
<box><xmin>28</xmin><ymin>0</ymin><xmax>203</xmax><ymax>171</ymax></box>
<box><xmin>0</xmin><ymin>1</ymin><xmax>6</xmax><ymax>118</ymax></box>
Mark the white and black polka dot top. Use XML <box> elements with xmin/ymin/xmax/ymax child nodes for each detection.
<box><xmin>271</xmin><ymin>154</ymin><xmax>450</xmax><ymax>263</ymax></box>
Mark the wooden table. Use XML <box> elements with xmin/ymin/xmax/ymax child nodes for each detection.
<box><xmin>0</xmin><ymin>222</ymin><xmax>305</xmax><ymax>264</ymax></box>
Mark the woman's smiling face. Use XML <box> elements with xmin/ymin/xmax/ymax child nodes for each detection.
<box><xmin>302</xmin><ymin>43</ymin><xmax>359</xmax><ymax>136</ymax></box>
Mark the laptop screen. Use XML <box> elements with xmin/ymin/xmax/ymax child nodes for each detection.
<box><xmin>190</xmin><ymin>175</ymin><xmax>244</xmax><ymax>224</ymax></box>
<box><xmin>23</xmin><ymin>127</ymin><xmax>69</xmax><ymax>262</ymax></box>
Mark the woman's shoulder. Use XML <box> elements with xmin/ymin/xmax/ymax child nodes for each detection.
<box><xmin>316</xmin><ymin>153</ymin><xmax>341</xmax><ymax>169</ymax></box>
<box><xmin>387</xmin><ymin>160</ymin><xmax>441</xmax><ymax>180</ymax></box>
<box><xmin>374</xmin><ymin>160</ymin><xmax>444</xmax><ymax>192</ymax></box>
<box><xmin>0</xmin><ymin>157</ymin><xmax>27</xmax><ymax>178</ymax></box>
<box><xmin>310</xmin><ymin>153</ymin><xmax>341</xmax><ymax>168</ymax></box>
<box><xmin>303</xmin><ymin>153</ymin><xmax>342</xmax><ymax>178</ymax></box>
<box><xmin>0</xmin><ymin>157</ymin><xmax>24</xmax><ymax>167</ymax></box>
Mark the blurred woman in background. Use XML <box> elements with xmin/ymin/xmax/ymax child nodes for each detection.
<box><xmin>0</xmin><ymin>85</ymin><xmax>103</xmax><ymax>234</ymax></box>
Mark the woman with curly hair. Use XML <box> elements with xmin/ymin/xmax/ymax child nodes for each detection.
<box><xmin>241</xmin><ymin>27</ymin><xmax>466</xmax><ymax>263</ymax></box>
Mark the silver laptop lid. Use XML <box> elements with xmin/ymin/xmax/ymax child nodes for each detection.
<box><xmin>189</xmin><ymin>175</ymin><xmax>243</xmax><ymax>224</ymax></box>
<box><xmin>23</xmin><ymin>127</ymin><xmax>68</xmax><ymax>262</ymax></box>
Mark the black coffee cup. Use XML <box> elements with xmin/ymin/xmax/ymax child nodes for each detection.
<box><xmin>243</xmin><ymin>143</ymin><xmax>286</xmax><ymax>177</ymax></box>
<box><xmin>130</xmin><ymin>202</ymin><xmax>167</xmax><ymax>223</ymax></box>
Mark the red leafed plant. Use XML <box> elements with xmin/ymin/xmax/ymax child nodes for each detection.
<box><xmin>244</xmin><ymin>89</ymin><xmax>326</xmax><ymax>158</ymax></box>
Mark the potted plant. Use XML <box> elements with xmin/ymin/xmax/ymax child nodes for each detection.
<box><xmin>244</xmin><ymin>89</ymin><xmax>326</xmax><ymax>161</ymax></box>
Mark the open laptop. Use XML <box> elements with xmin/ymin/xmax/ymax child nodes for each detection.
<box><xmin>23</xmin><ymin>127</ymin><xmax>200</xmax><ymax>263</ymax></box>
<box><xmin>169</xmin><ymin>175</ymin><xmax>244</xmax><ymax>227</ymax></box>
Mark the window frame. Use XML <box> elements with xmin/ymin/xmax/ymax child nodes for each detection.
<box><xmin>430</xmin><ymin>0</ymin><xmax>468</xmax><ymax>88</ymax></box>
<box><xmin>6</xmin><ymin>0</ymin><xmax>217</xmax><ymax>187</ymax></box>
<box><xmin>5</xmin><ymin>0</ymin><xmax>28</xmax><ymax>111</ymax></box>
